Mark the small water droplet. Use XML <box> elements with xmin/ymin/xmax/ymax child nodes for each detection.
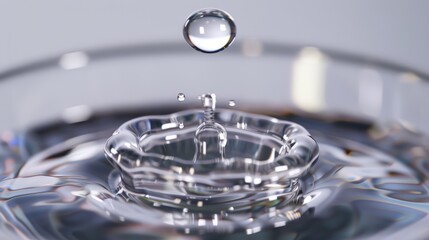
<box><xmin>183</xmin><ymin>9</ymin><xmax>236</xmax><ymax>53</ymax></box>
<box><xmin>177</xmin><ymin>93</ymin><xmax>186</xmax><ymax>102</ymax></box>
<box><xmin>228</xmin><ymin>100</ymin><xmax>236</xmax><ymax>107</ymax></box>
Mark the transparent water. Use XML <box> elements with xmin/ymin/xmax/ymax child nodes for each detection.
<box><xmin>183</xmin><ymin>9</ymin><xmax>236</xmax><ymax>53</ymax></box>
<box><xmin>104</xmin><ymin>93</ymin><xmax>318</xmax><ymax>235</ymax></box>
<box><xmin>177</xmin><ymin>93</ymin><xmax>186</xmax><ymax>102</ymax></box>
<box><xmin>0</xmin><ymin>107</ymin><xmax>428</xmax><ymax>239</ymax></box>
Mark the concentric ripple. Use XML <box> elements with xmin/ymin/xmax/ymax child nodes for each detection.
<box><xmin>104</xmin><ymin>109</ymin><xmax>319</xmax><ymax>213</ymax></box>
<box><xmin>0</xmin><ymin>113</ymin><xmax>428</xmax><ymax>239</ymax></box>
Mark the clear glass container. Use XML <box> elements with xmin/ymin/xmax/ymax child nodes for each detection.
<box><xmin>0</xmin><ymin>41</ymin><xmax>428</xmax><ymax>239</ymax></box>
<box><xmin>0</xmin><ymin>42</ymin><xmax>427</xmax><ymax>133</ymax></box>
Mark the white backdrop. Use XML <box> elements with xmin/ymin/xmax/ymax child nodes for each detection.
<box><xmin>0</xmin><ymin>0</ymin><xmax>428</xmax><ymax>73</ymax></box>
<box><xmin>0</xmin><ymin>1</ymin><xmax>429</xmax><ymax>133</ymax></box>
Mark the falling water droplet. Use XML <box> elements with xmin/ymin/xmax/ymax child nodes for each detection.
<box><xmin>183</xmin><ymin>9</ymin><xmax>236</xmax><ymax>53</ymax></box>
<box><xmin>177</xmin><ymin>93</ymin><xmax>186</xmax><ymax>102</ymax></box>
<box><xmin>228</xmin><ymin>100</ymin><xmax>236</xmax><ymax>107</ymax></box>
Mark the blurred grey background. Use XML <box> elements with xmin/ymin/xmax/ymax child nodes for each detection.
<box><xmin>0</xmin><ymin>0</ymin><xmax>428</xmax><ymax>73</ymax></box>
<box><xmin>1</xmin><ymin>0</ymin><xmax>429</xmax><ymax>133</ymax></box>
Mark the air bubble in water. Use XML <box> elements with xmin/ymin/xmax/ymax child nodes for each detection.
<box><xmin>183</xmin><ymin>9</ymin><xmax>236</xmax><ymax>53</ymax></box>
<box><xmin>177</xmin><ymin>93</ymin><xmax>186</xmax><ymax>102</ymax></box>
<box><xmin>228</xmin><ymin>100</ymin><xmax>236</xmax><ymax>107</ymax></box>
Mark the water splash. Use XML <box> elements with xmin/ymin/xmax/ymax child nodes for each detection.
<box><xmin>194</xmin><ymin>93</ymin><xmax>227</xmax><ymax>161</ymax></box>
<box><xmin>104</xmin><ymin>94</ymin><xmax>319</xmax><ymax>219</ymax></box>
<box><xmin>1</xmin><ymin>108</ymin><xmax>429</xmax><ymax>238</ymax></box>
